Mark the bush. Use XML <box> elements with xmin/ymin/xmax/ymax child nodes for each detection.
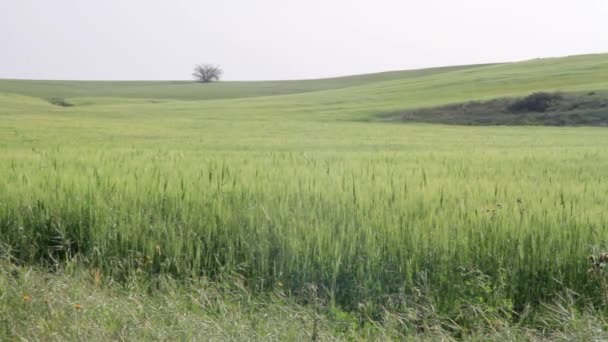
<box><xmin>49</xmin><ymin>98</ymin><xmax>74</xmax><ymax>107</ymax></box>
<box><xmin>508</xmin><ymin>92</ymin><xmax>562</xmax><ymax>113</ymax></box>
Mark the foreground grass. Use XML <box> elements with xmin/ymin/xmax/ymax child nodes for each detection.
<box><xmin>3</xmin><ymin>123</ymin><xmax>608</xmax><ymax>326</ymax></box>
<box><xmin>2</xmin><ymin>261</ymin><xmax>608</xmax><ymax>341</ymax></box>
<box><xmin>1</xmin><ymin>260</ymin><xmax>333</xmax><ymax>341</ymax></box>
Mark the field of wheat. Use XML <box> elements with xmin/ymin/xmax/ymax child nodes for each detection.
<box><xmin>2</xmin><ymin>54</ymin><xmax>608</xmax><ymax>339</ymax></box>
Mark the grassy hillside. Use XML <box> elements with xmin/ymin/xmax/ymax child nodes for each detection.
<box><xmin>2</xmin><ymin>53</ymin><xmax>608</xmax><ymax>340</ymax></box>
<box><xmin>2</xmin><ymin>53</ymin><xmax>605</xmax><ymax>123</ymax></box>
<box><xmin>0</xmin><ymin>64</ymin><xmax>488</xmax><ymax>101</ymax></box>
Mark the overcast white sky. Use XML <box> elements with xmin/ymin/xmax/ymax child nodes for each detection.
<box><xmin>1</xmin><ymin>0</ymin><xmax>607</xmax><ymax>81</ymax></box>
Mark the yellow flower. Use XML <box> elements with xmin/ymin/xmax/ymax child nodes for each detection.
<box><xmin>74</xmin><ymin>303</ymin><xmax>82</xmax><ymax>310</ymax></box>
<box><xmin>277</xmin><ymin>281</ymin><xmax>283</xmax><ymax>287</ymax></box>
<box><xmin>22</xmin><ymin>294</ymin><xmax>31</xmax><ymax>302</ymax></box>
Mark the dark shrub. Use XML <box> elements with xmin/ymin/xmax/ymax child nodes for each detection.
<box><xmin>49</xmin><ymin>98</ymin><xmax>74</xmax><ymax>107</ymax></box>
<box><xmin>508</xmin><ymin>92</ymin><xmax>562</xmax><ymax>113</ymax></box>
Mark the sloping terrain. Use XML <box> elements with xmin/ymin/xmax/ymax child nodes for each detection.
<box><xmin>0</xmin><ymin>64</ymin><xmax>489</xmax><ymax>101</ymax></box>
<box><xmin>2</xmin><ymin>53</ymin><xmax>605</xmax><ymax>125</ymax></box>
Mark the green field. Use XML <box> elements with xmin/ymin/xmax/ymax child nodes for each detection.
<box><xmin>2</xmin><ymin>53</ymin><xmax>608</xmax><ymax>340</ymax></box>
<box><xmin>0</xmin><ymin>63</ymin><xmax>490</xmax><ymax>102</ymax></box>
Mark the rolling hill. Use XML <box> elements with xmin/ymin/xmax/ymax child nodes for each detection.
<box><xmin>0</xmin><ymin>64</ymin><xmax>490</xmax><ymax>101</ymax></box>
<box><xmin>0</xmin><ymin>53</ymin><xmax>606</xmax><ymax>125</ymax></box>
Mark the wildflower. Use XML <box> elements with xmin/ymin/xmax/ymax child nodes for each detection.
<box><xmin>74</xmin><ymin>303</ymin><xmax>82</xmax><ymax>310</ymax></box>
<box><xmin>22</xmin><ymin>294</ymin><xmax>31</xmax><ymax>302</ymax></box>
<box><xmin>277</xmin><ymin>281</ymin><xmax>283</xmax><ymax>287</ymax></box>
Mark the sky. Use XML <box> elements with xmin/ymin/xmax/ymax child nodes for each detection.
<box><xmin>1</xmin><ymin>0</ymin><xmax>607</xmax><ymax>81</ymax></box>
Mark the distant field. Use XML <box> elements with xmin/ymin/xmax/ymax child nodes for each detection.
<box><xmin>0</xmin><ymin>64</ymin><xmax>489</xmax><ymax>101</ymax></box>
<box><xmin>2</xmin><ymin>53</ymin><xmax>608</xmax><ymax>339</ymax></box>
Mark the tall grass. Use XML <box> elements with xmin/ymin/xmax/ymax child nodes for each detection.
<box><xmin>2</xmin><ymin>141</ymin><xmax>608</xmax><ymax>316</ymax></box>
<box><xmin>2</xmin><ymin>52</ymin><xmax>608</xmax><ymax>326</ymax></box>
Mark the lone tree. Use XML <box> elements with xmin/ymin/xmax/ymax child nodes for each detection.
<box><xmin>192</xmin><ymin>64</ymin><xmax>222</xmax><ymax>83</ymax></box>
